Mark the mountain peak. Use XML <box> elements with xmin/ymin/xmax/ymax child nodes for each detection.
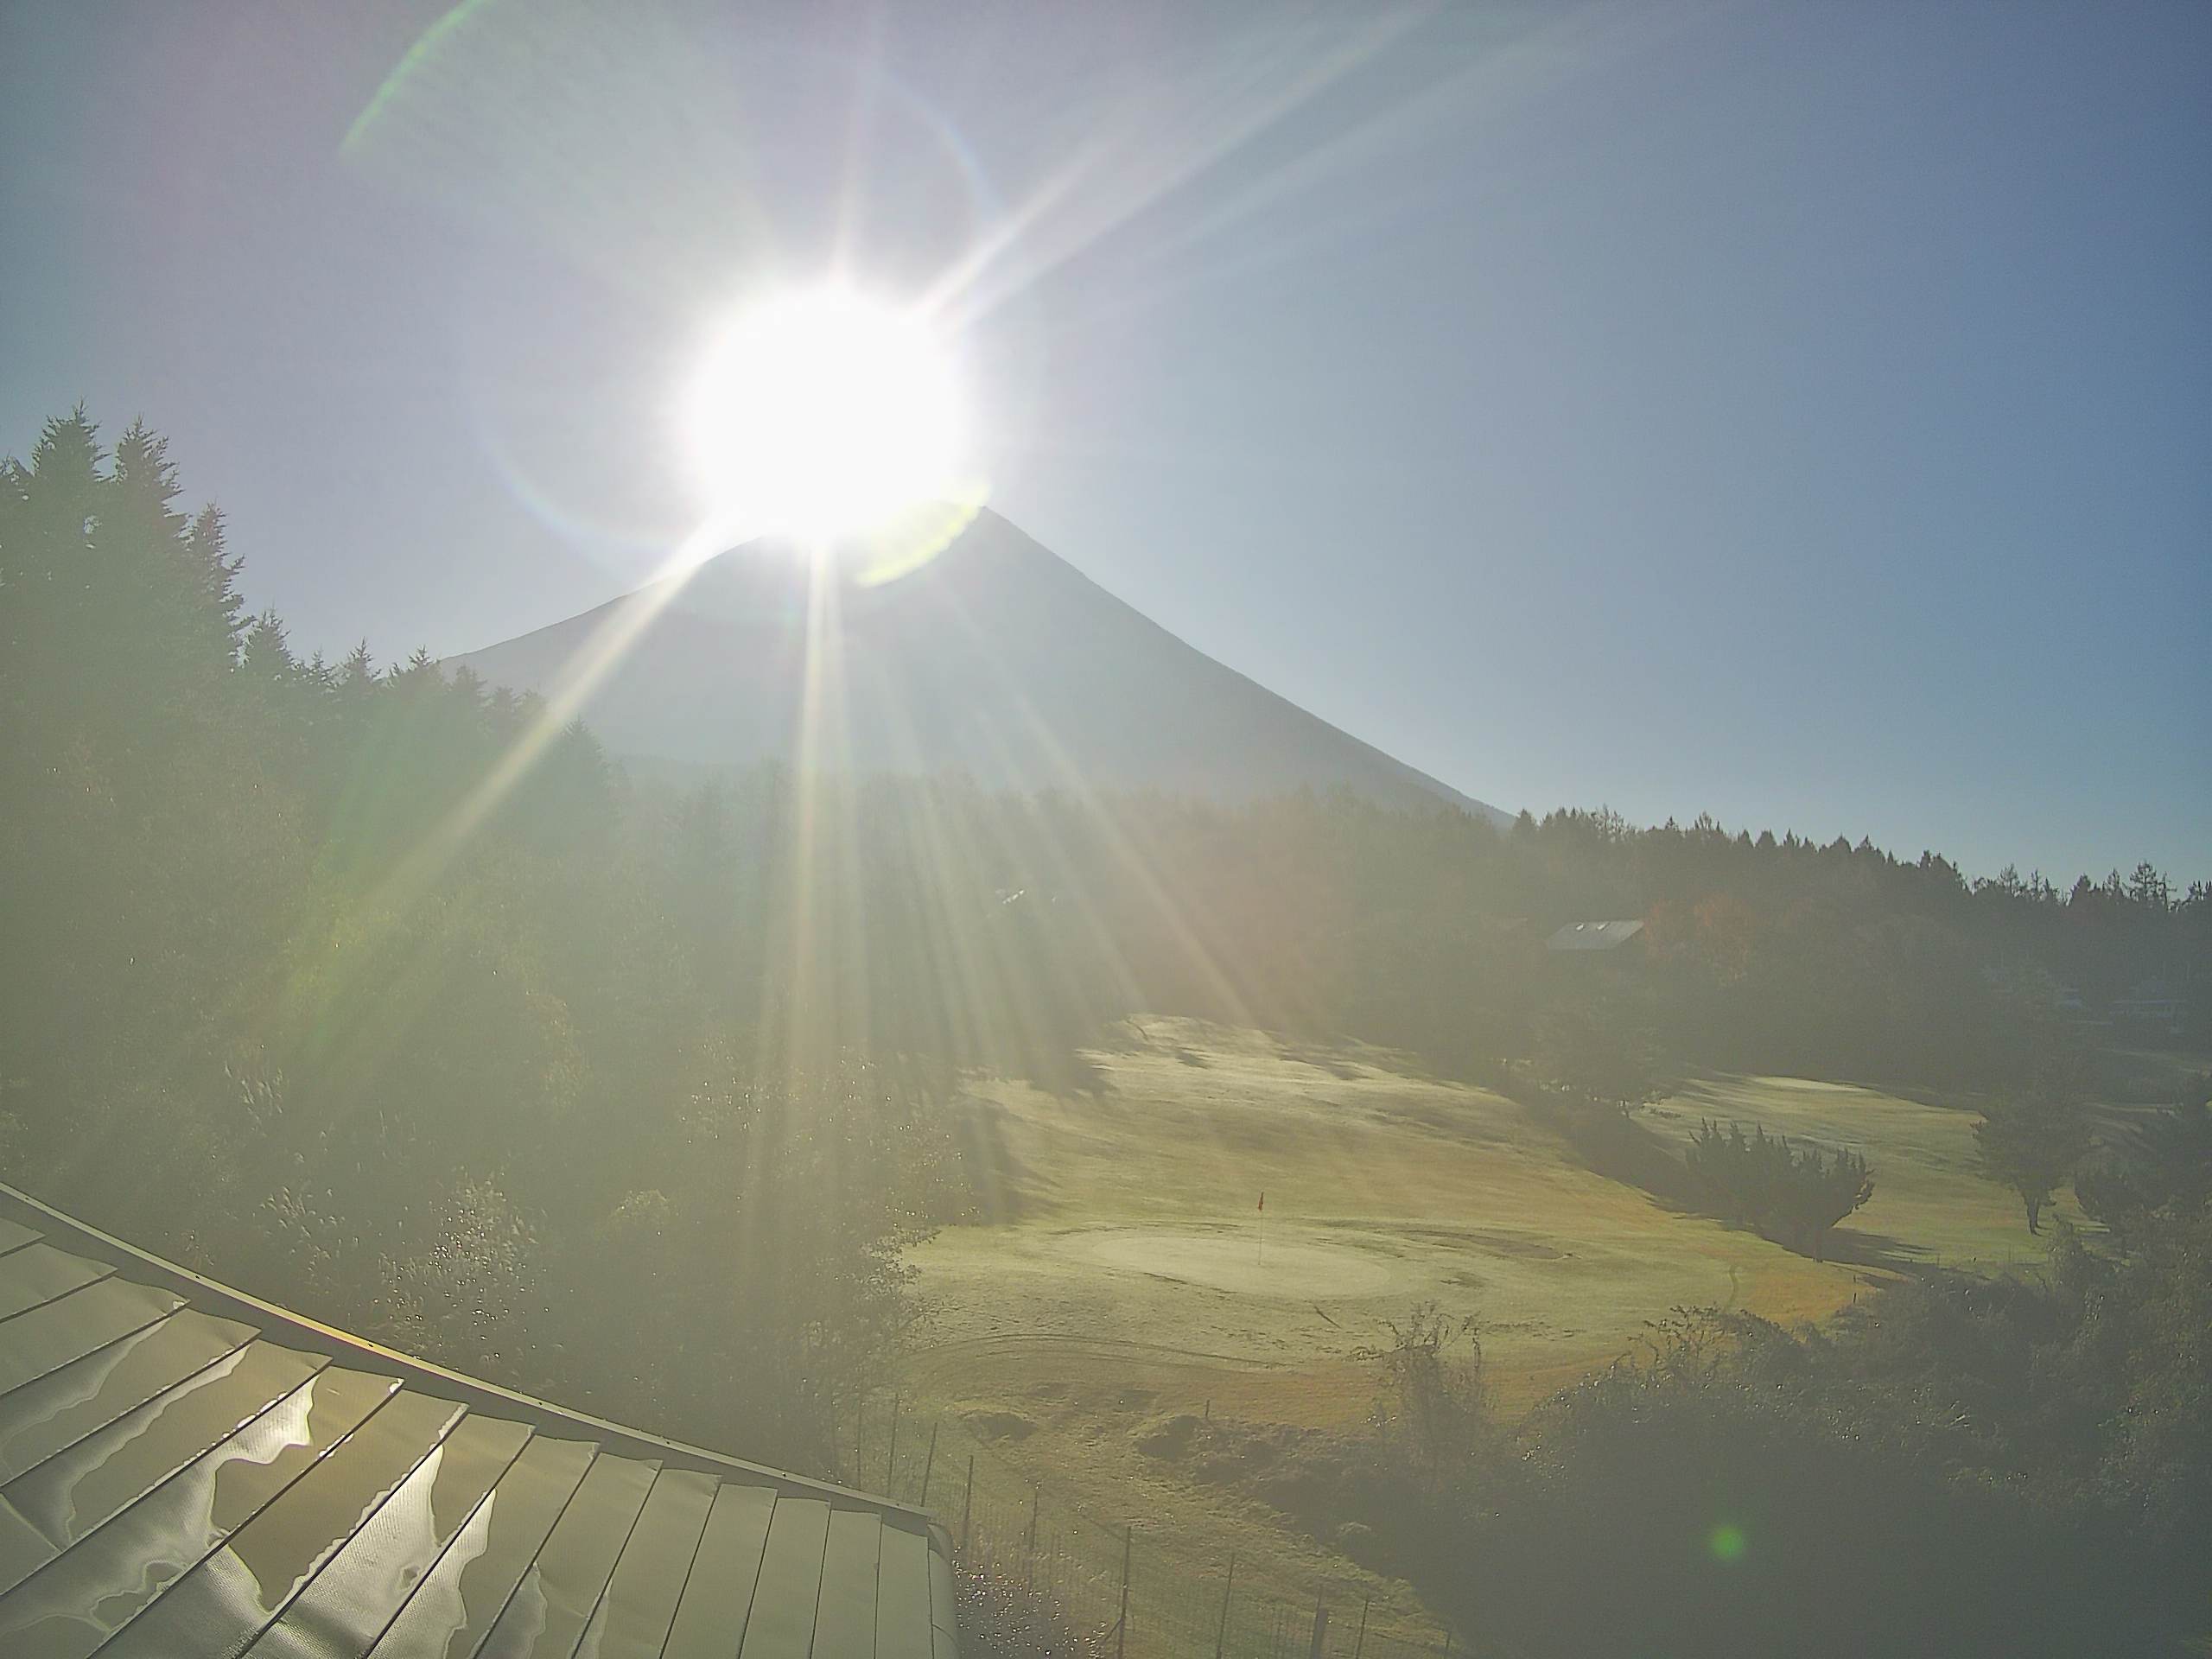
<box><xmin>449</xmin><ymin>510</ymin><xmax>1508</xmax><ymax>823</ymax></box>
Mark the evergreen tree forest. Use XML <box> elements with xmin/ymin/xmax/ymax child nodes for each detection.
<box><xmin>3</xmin><ymin>411</ymin><xmax>2204</xmax><ymax>1470</ymax></box>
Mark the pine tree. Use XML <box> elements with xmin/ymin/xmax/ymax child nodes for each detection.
<box><xmin>1685</xmin><ymin>1120</ymin><xmax>1873</xmax><ymax>1259</ymax></box>
<box><xmin>186</xmin><ymin>503</ymin><xmax>246</xmax><ymax>659</ymax></box>
<box><xmin>340</xmin><ymin>640</ymin><xmax>376</xmax><ymax>695</ymax></box>
<box><xmin>240</xmin><ymin>608</ymin><xmax>298</xmax><ymax>687</ymax></box>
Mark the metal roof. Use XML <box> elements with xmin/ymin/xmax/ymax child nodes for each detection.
<box><xmin>0</xmin><ymin>1182</ymin><xmax>957</xmax><ymax>1659</ymax></box>
<box><xmin>1543</xmin><ymin>919</ymin><xmax>1647</xmax><ymax>952</ymax></box>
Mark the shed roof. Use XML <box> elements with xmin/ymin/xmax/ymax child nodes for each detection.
<box><xmin>1544</xmin><ymin>919</ymin><xmax>1647</xmax><ymax>952</ymax></box>
<box><xmin>0</xmin><ymin>1181</ymin><xmax>956</xmax><ymax>1659</ymax></box>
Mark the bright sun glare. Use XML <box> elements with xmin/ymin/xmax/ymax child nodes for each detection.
<box><xmin>684</xmin><ymin>287</ymin><xmax>968</xmax><ymax>542</ymax></box>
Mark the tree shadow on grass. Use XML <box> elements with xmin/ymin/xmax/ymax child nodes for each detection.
<box><xmin>1818</xmin><ymin>1225</ymin><xmax>1938</xmax><ymax>1274</ymax></box>
<box><xmin>1538</xmin><ymin>1103</ymin><xmax>1700</xmax><ymax>1210</ymax></box>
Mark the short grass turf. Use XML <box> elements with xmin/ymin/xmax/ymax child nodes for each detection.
<box><xmin>899</xmin><ymin>1019</ymin><xmax>2095</xmax><ymax>1649</ymax></box>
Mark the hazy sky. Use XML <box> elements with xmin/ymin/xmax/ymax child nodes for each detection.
<box><xmin>3</xmin><ymin>0</ymin><xmax>2206</xmax><ymax>881</ymax></box>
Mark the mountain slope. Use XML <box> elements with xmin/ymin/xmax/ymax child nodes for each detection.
<box><xmin>448</xmin><ymin>508</ymin><xmax>1508</xmax><ymax>822</ymax></box>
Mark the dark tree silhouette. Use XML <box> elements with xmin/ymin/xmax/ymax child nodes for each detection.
<box><xmin>1976</xmin><ymin>1090</ymin><xmax>2092</xmax><ymax>1234</ymax></box>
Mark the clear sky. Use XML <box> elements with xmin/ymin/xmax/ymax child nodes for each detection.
<box><xmin>3</xmin><ymin>0</ymin><xmax>2205</xmax><ymax>882</ymax></box>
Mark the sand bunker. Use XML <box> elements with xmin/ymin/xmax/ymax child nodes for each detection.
<box><xmin>1052</xmin><ymin>1225</ymin><xmax>1401</xmax><ymax>1300</ymax></box>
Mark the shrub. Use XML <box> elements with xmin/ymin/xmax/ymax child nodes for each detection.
<box><xmin>1683</xmin><ymin>1120</ymin><xmax>1873</xmax><ymax>1259</ymax></box>
<box><xmin>1357</xmin><ymin>1303</ymin><xmax>1495</xmax><ymax>1497</ymax></box>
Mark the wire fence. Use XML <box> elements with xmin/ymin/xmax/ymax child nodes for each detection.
<box><xmin>839</xmin><ymin>1393</ymin><xmax>1458</xmax><ymax>1659</ymax></box>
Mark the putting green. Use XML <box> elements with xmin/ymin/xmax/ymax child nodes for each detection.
<box><xmin>1052</xmin><ymin>1224</ymin><xmax>1402</xmax><ymax>1299</ymax></box>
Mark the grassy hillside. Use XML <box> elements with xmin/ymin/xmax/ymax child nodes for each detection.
<box><xmin>1644</xmin><ymin>1073</ymin><xmax>2086</xmax><ymax>1269</ymax></box>
<box><xmin>899</xmin><ymin>1019</ymin><xmax>2090</xmax><ymax>1647</ymax></box>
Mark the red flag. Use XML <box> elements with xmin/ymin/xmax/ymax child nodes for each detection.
<box><xmin>1257</xmin><ymin>1192</ymin><xmax>1265</xmax><ymax>1213</ymax></box>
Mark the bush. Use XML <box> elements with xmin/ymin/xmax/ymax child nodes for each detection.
<box><xmin>2074</xmin><ymin>1083</ymin><xmax>2212</xmax><ymax>1237</ymax></box>
<box><xmin>1358</xmin><ymin>1303</ymin><xmax>1495</xmax><ymax>1498</ymax></box>
<box><xmin>1683</xmin><ymin>1120</ymin><xmax>1872</xmax><ymax>1259</ymax></box>
<box><xmin>1242</xmin><ymin>1194</ymin><xmax>2212</xmax><ymax>1656</ymax></box>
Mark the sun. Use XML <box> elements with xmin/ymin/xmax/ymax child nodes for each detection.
<box><xmin>683</xmin><ymin>286</ymin><xmax>969</xmax><ymax>542</ymax></box>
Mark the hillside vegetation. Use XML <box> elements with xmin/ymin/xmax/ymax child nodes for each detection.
<box><xmin>899</xmin><ymin>1022</ymin><xmax>2079</xmax><ymax>1624</ymax></box>
<box><xmin>902</xmin><ymin>1022</ymin><xmax>2207</xmax><ymax>1658</ymax></box>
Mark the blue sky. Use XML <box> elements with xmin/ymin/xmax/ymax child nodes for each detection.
<box><xmin>3</xmin><ymin>0</ymin><xmax>2205</xmax><ymax>881</ymax></box>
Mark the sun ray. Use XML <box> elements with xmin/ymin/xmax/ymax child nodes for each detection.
<box><xmin>926</xmin><ymin>10</ymin><xmax>1434</xmax><ymax>334</ymax></box>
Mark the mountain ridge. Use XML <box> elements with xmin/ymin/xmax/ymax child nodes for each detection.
<box><xmin>448</xmin><ymin>507</ymin><xmax>1510</xmax><ymax>823</ymax></box>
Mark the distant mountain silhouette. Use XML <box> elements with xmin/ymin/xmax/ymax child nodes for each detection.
<box><xmin>448</xmin><ymin>507</ymin><xmax>1509</xmax><ymax>822</ymax></box>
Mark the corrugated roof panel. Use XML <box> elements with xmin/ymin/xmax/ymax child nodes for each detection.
<box><xmin>813</xmin><ymin>1508</ymin><xmax>882</xmax><ymax>1659</ymax></box>
<box><xmin>0</xmin><ymin>1489</ymin><xmax>50</xmax><ymax>1593</ymax></box>
<box><xmin>740</xmin><ymin>1496</ymin><xmax>831</xmax><ymax>1659</ymax></box>
<box><xmin>874</xmin><ymin>1522</ymin><xmax>936</xmax><ymax>1659</ymax></box>
<box><xmin>477</xmin><ymin>1448</ymin><xmax>658</xmax><ymax>1659</ymax></box>
<box><xmin>243</xmin><ymin>1410</ymin><xmax>533</xmax><ymax>1659</ymax></box>
<box><xmin>0</xmin><ymin>1341</ymin><xmax>329</xmax><ymax>1592</ymax></box>
<box><xmin>661</xmin><ymin>1478</ymin><xmax>775</xmax><ymax>1659</ymax></box>
<box><xmin>0</xmin><ymin>1310</ymin><xmax>259</xmax><ymax>1484</ymax></box>
<box><xmin>0</xmin><ymin>1245</ymin><xmax>110</xmax><ymax>1321</ymax></box>
<box><xmin>361</xmin><ymin>1434</ymin><xmax>599</xmax><ymax>1659</ymax></box>
<box><xmin>0</xmin><ymin>1279</ymin><xmax>182</xmax><ymax>1395</ymax></box>
<box><xmin>0</xmin><ymin>1366</ymin><xmax>397</xmax><ymax>1659</ymax></box>
<box><xmin>576</xmin><ymin>1465</ymin><xmax>719</xmax><ymax>1659</ymax></box>
<box><xmin>98</xmin><ymin>1388</ymin><xmax>466</xmax><ymax>1658</ymax></box>
<box><xmin>927</xmin><ymin>1542</ymin><xmax>958</xmax><ymax>1654</ymax></box>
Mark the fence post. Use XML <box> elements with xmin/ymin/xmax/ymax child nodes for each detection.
<box><xmin>1353</xmin><ymin>1596</ymin><xmax>1370</xmax><ymax>1659</ymax></box>
<box><xmin>1116</xmin><ymin>1525</ymin><xmax>1132</xmax><ymax>1659</ymax></box>
<box><xmin>886</xmin><ymin>1398</ymin><xmax>900</xmax><ymax>1497</ymax></box>
<box><xmin>920</xmin><ymin>1421</ymin><xmax>940</xmax><ymax>1509</ymax></box>
<box><xmin>1441</xmin><ymin>1630</ymin><xmax>1452</xmax><ymax>1659</ymax></box>
<box><xmin>855</xmin><ymin>1397</ymin><xmax>864</xmax><ymax>1486</ymax></box>
<box><xmin>1025</xmin><ymin>1484</ymin><xmax>1039</xmax><ymax>1586</ymax></box>
<box><xmin>1307</xmin><ymin>1592</ymin><xmax>1329</xmax><ymax>1659</ymax></box>
<box><xmin>961</xmin><ymin>1454</ymin><xmax>975</xmax><ymax>1554</ymax></box>
<box><xmin>1215</xmin><ymin>1554</ymin><xmax>1237</xmax><ymax>1659</ymax></box>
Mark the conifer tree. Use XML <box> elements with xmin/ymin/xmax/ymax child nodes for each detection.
<box><xmin>240</xmin><ymin>608</ymin><xmax>297</xmax><ymax>686</ymax></box>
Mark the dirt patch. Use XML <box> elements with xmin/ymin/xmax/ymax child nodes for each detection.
<box><xmin>963</xmin><ymin>1408</ymin><xmax>1039</xmax><ymax>1443</ymax></box>
<box><xmin>1134</xmin><ymin>1412</ymin><xmax>1204</xmax><ymax>1459</ymax></box>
